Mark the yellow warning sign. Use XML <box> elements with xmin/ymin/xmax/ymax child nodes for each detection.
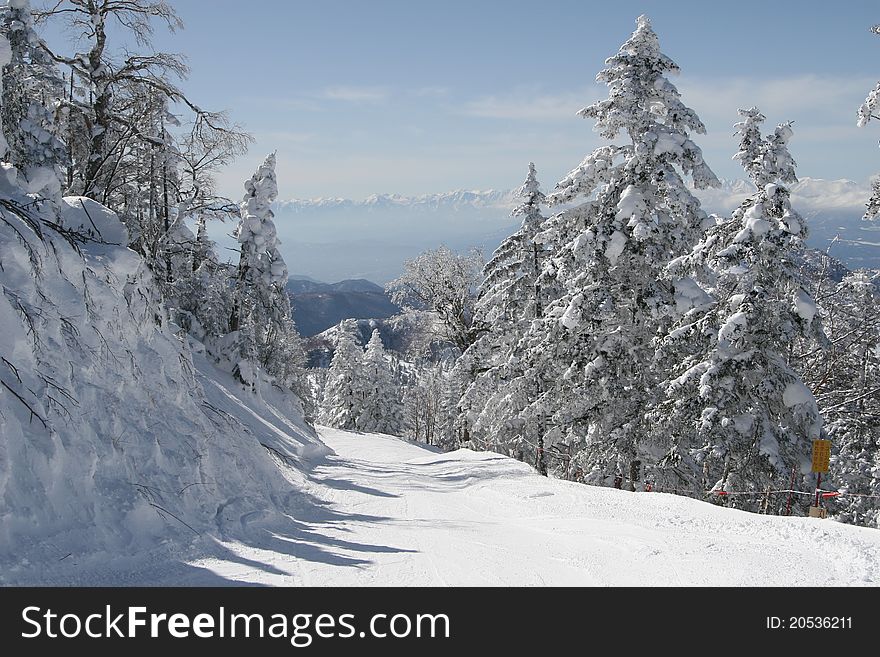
<box><xmin>811</xmin><ymin>439</ymin><xmax>831</xmax><ymax>473</ymax></box>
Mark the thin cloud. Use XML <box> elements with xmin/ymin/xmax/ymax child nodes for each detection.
<box><xmin>233</xmin><ymin>96</ymin><xmax>322</xmax><ymax>111</ymax></box>
<box><xmin>460</xmin><ymin>88</ymin><xmax>603</xmax><ymax>121</ymax></box>
<box><xmin>677</xmin><ymin>74</ymin><xmax>876</xmax><ymax>126</ymax></box>
<box><xmin>254</xmin><ymin>131</ymin><xmax>316</xmax><ymax>144</ymax></box>
<box><xmin>458</xmin><ymin>75</ymin><xmax>877</xmax><ymax>127</ymax></box>
<box><xmin>237</xmin><ymin>87</ymin><xmax>391</xmax><ymax>112</ymax></box>
<box><xmin>413</xmin><ymin>86</ymin><xmax>450</xmax><ymax>97</ymax></box>
<box><xmin>320</xmin><ymin>86</ymin><xmax>389</xmax><ymax>103</ymax></box>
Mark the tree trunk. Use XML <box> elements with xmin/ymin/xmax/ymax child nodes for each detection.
<box><xmin>536</xmin><ymin>436</ymin><xmax>547</xmax><ymax>476</ymax></box>
<box><xmin>627</xmin><ymin>459</ymin><xmax>641</xmax><ymax>492</ymax></box>
<box><xmin>83</xmin><ymin>18</ymin><xmax>109</xmax><ymax>199</ymax></box>
<box><xmin>162</xmin><ymin>125</ymin><xmax>172</xmax><ymax>284</ymax></box>
<box><xmin>66</xmin><ymin>70</ymin><xmax>74</xmax><ymax>192</ymax></box>
<box><xmin>533</xmin><ymin>242</ymin><xmax>543</xmax><ymax>319</ymax></box>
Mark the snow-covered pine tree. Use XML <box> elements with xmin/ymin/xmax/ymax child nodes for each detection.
<box><xmin>402</xmin><ymin>384</ymin><xmax>427</xmax><ymax>443</ymax></box>
<box><xmin>227</xmin><ymin>152</ymin><xmax>306</xmax><ymax>395</ymax></box>
<box><xmin>802</xmin><ymin>271</ymin><xmax>880</xmax><ymax>527</ymax></box>
<box><xmin>656</xmin><ymin>110</ymin><xmax>825</xmax><ymax>511</ymax></box>
<box><xmin>459</xmin><ymin>162</ymin><xmax>550</xmax><ymax>460</ymax></box>
<box><xmin>357</xmin><ymin>329</ymin><xmax>404</xmax><ymax>435</ymax></box>
<box><xmin>320</xmin><ymin>319</ymin><xmax>364</xmax><ymax>430</ymax></box>
<box><xmin>0</xmin><ymin>0</ymin><xmax>66</xmax><ymax>200</ymax></box>
<box><xmin>169</xmin><ymin>217</ymin><xmax>232</xmax><ymax>341</ymax></box>
<box><xmin>512</xmin><ymin>15</ymin><xmax>719</xmax><ymax>486</ymax></box>
<box><xmin>732</xmin><ymin>107</ymin><xmax>796</xmax><ymax>188</ymax></box>
<box><xmin>858</xmin><ymin>23</ymin><xmax>880</xmax><ymax>220</ymax></box>
<box><xmin>479</xmin><ymin>163</ymin><xmax>548</xmax><ymax>326</ymax></box>
<box><xmin>231</xmin><ymin>152</ymin><xmax>282</xmax><ymax>328</ymax></box>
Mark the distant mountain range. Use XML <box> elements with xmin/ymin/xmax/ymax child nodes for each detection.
<box><xmin>271</xmin><ymin>190</ymin><xmax>520</xmax><ymax>283</ymax></box>
<box><xmin>276</xmin><ymin>189</ymin><xmax>517</xmax><ymax>213</ymax></box>
<box><xmin>266</xmin><ymin>179</ymin><xmax>878</xmax><ymax>284</ymax></box>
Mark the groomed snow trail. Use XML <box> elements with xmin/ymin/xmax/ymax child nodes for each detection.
<box><xmin>187</xmin><ymin>428</ymin><xmax>880</xmax><ymax>586</ymax></box>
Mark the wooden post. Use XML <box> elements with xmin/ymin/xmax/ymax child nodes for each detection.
<box><xmin>784</xmin><ymin>465</ymin><xmax>797</xmax><ymax>516</ymax></box>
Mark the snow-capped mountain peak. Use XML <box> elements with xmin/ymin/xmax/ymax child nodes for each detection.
<box><xmin>275</xmin><ymin>189</ymin><xmax>519</xmax><ymax>213</ymax></box>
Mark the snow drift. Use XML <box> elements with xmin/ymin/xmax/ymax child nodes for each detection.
<box><xmin>0</xmin><ymin>171</ymin><xmax>326</xmax><ymax>577</ymax></box>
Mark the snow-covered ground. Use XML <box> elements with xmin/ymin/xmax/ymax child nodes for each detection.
<box><xmin>175</xmin><ymin>428</ymin><xmax>878</xmax><ymax>587</ymax></box>
<box><xmin>6</xmin><ymin>423</ymin><xmax>879</xmax><ymax>585</ymax></box>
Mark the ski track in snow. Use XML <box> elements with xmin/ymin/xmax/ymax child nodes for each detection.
<box><xmin>177</xmin><ymin>428</ymin><xmax>879</xmax><ymax>587</ymax></box>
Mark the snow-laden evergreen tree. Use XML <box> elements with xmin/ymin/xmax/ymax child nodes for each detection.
<box><xmin>357</xmin><ymin>329</ymin><xmax>404</xmax><ymax>435</ymax></box>
<box><xmin>227</xmin><ymin>153</ymin><xmax>306</xmax><ymax>398</ymax></box>
<box><xmin>0</xmin><ymin>0</ymin><xmax>65</xmax><ymax>200</ymax></box>
<box><xmin>655</xmin><ymin>110</ymin><xmax>825</xmax><ymax>510</ymax></box>
<box><xmin>801</xmin><ymin>271</ymin><xmax>880</xmax><ymax>527</ymax></box>
<box><xmin>320</xmin><ymin>319</ymin><xmax>365</xmax><ymax>430</ymax></box>
<box><xmin>479</xmin><ymin>163</ymin><xmax>547</xmax><ymax>325</ymax></box>
<box><xmin>230</xmin><ymin>153</ymin><xmax>284</xmax><ymax>330</ymax></box>
<box><xmin>460</xmin><ymin>163</ymin><xmax>550</xmax><ymax>459</ymax></box>
<box><xmin>437</xmin><ymin>362</ymin><xmax>468</xmax><ymax>450</ymax></box>
<box><xmin>510</xmin><ymin>15</ymin><xmax>719</xmax><ymax>485</ymax></box>
<box><xmin>169</xmin><ymin>218</ymin><xmax>232</xmax><ymax>341</ymax></box>
<box><xmin>732</xmin><ymin>107</ymin><xmax>796</xmax><ymax>187</ymax></box>
<box><xmin>402</xmin><ymin>383</ymin><xmax>429</xmax><ymax>443</ymax></box>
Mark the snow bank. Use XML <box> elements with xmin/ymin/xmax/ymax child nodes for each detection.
<box><xmin>0</xmin><ymin>186</ymin><xmax>326</xmax><ymax>578</ymax></box>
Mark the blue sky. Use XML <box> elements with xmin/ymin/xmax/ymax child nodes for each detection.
<box><xmin>40</xmin><ymin>0</ymin><xmax>880</xmax><ymax>200</ymax></box>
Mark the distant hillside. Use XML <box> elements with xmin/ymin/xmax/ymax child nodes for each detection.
<box><xmin>287</xmin><ymin>278</ymin><xmax>401</xmax><ymax>336</ymax></box>
<box><xmin>288</xmin><ymin>277</ymin><xmax>386</xmax><ymax>294</ymax></box>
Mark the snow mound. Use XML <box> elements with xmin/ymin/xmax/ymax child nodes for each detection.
<box><xmin>674</xmin><ymin>276</ymin><xmax>712</xmax><ymax>313</ymax></box>
<box><xmin>605</xmin><ymin>230</ymin><xmax>627</xmax><ymax>265</ymax></box>
<box><xmin>60</xmin><ymin>196</ymin><xmax>128</xmax><ymax>245</ymax></box>
<box><xmin>0</xmin><ymin>188</ymin><xmax>327</xmax><ymax>579</ymax></box>
<box><xmin>793</xmin><ymin>289</ymin><xmax>817</xmax><ymax>326</ymax></box>
<box><xmin>783</xmin><ymin>381</ymin><xmax>815</xmax><ymax>408</ymax></box>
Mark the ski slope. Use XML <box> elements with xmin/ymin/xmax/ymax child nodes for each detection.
<box><xmin>183</xmin><ymin>428</ymin><xmax>879</xmax><ymax>586</ymax></box>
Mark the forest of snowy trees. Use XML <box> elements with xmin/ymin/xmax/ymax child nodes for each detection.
<box><xmin>1</xmin><ymin>3</ymin><xmax>878</xmax><ymax>533</ymax></box>
<box><xmin>318</xmin><ymin>16</ymin><xmax>880</xmax><ymax>528</ymax></box>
